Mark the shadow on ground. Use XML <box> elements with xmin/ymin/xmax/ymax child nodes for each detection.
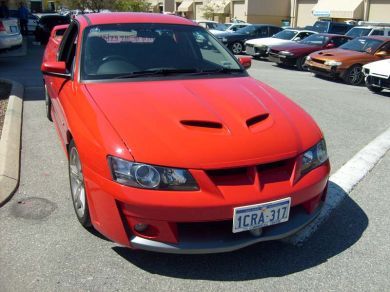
<box><xmin>112</xmin><ymin>182</ymin><xmax>368</xmax><ymax>280</ymax></box>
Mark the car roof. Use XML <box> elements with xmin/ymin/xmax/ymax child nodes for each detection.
<box><xmin>77</xmin><ymin>13</ymin><xmax>196</xmax><ymax>27</ymax></box>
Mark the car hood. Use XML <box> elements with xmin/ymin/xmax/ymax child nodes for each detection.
<box><xmin>246</xmin><ymin>37</ymin><xmax>294</xmax><ymax>47</ymax></box>
<box><xmin>310</xmin><ymin>48</ymin><xmax>373</xmax><ymax>62</ymax></box>
<box><xmin>271</xmin><ymin>42</ymin><xmax>322</xmax><ymax>54</ymax></box>
<box><xmin>363</xmin><ymin>59</ymin><xmax>390</xmax><ymax>78</ymax></box>
<box><xmin>85</xmin><ymin>77</ymin><xmax>322</xmax><ymax>169</ymax></box>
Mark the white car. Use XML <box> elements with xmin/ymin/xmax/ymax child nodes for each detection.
<box><xmin>363</xmin><ymin>59</ymin><xmax>390</xmax><ymax>93</ymax></box>
<box><xmin>244</xmin><ymin>29</ymin><xmax>317</xmax><ymax>58</ymax></box>
<box><xmin>210</xmin><ymin>23</ymin><xmax>250</xmax><ymax>35</ymax></box>
<box><xmin>0</xmin><ymin>18</ymin><xmax>23</xmax><ymax>51</ymax></box>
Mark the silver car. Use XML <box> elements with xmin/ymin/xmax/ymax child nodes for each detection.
<box><xmin>0</xmin><ymin>17</ymin><xmax>23</xmax><ymax>50</ymax></box>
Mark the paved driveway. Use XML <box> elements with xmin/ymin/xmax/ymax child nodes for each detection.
<box><xmin>0</xmin><ymin>42</ymin><xmax>389</xmax><ymax>291</ymax></box>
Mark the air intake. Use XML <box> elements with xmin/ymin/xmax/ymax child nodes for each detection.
<box><xmin>180</xmin><ymin>120</ymin><xmax>223</xmax><ymax>129</ymax></box>
<box><xmin>246</xmin><ymin>114</ymin><xmax>269</xmax><ymax>128</ymax></box>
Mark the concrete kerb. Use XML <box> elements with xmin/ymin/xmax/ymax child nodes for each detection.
<box><xmin>0</xmin><ymin>79</ymin><xmax>24</xmax><ymax>207</ymax></box>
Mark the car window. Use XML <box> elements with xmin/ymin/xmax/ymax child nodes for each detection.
<box><xmin>273</xmin><ymin>30</ymin><xmax>297</xmax><ymax>40</ymax></box>
<box><xmin>269</xmin><ymin>26</ymin><xmax>282</xmax><ymax>35</ymax></box>
<box><xmin>378</xmin><ymin>42</ymin><xmax>390</xmax><ymax>53</ymax></box>
<box><xmin>297</xmin><ymin>32</ymin><xmax>314</xmax><ymax>40</ymax></box>
<box><xmin>81</xmin><ymin>23</ymin><xmax>243</xmax><ymax>80</ymax></box>
<box><xmin>371</xmin><ymin>30</ymin><xmax>384</xmax><ymax>36</ymax></box>
<box><xmin>345</xmin><ymin>27</ymin><xmax>372</xmax><ymax>38</ymax></box>
<box><xmin>236</xmin><ymin>25</ymin><xmax>257</xmax><ymax>35</ymax></box>
<box><xmin>340</xmin><ymin>37</ymin><xmax>384</xmax><ymax>54</ymax></box>
<box><xmin>330</xmin><ymin>37</ymin><xmax>350</xmax><ymax>47</ymax></box>
<box><xmin>312</xmin><ymin>21</ymin><xmax>329</xmax><ymax>33</ymax></box>
<box><xmin>330</xmin><ymin>24</ymin><xmax>348</xmax><ymax>35</ymax></box>
<box><xmin>58</xmin><ymin>22</ymin><xmax>78</xmax><ymax>72</ymax></box>
<box><xmin>256</xmin><ymin>27</ymin><xmax>268</xmax><ymax>37</ymax></box>
<box><xmin>300</xmin><ymin>34</ymin><xmax>329</xmax><ymax>46</ymax></box>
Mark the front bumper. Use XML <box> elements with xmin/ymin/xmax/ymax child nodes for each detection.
<box><xmin>268</xmin><ymin>53</ymin><xmax>297</xmax><ymax>66</ymax></box>
<box><xmin>130</xmin><ymin>203</ymin><xmax>323</xmax><ymax>254</ymax></box>
<box><xmin>83</xmin><ymin>160</ymin><xmax>330</xmax><ymax>253</ymax></box>
<box><xmin>366</xmin><ymin>75</ymin><xmax>390</xmax><ymax>90</ymax></box>
<box><xmin>245</xmin><ymin>44</ymin><xmax>268</xmax><ymax>57</ymax></box>
<box><xmin>0</xmin><ymin>34</ymin><xmax>23</xmax><ymax>50</ymax></box>
<box><xmin>305</xmin><ymin>59</ymin><xmax>344</xmax><ymax>78</ymax></box>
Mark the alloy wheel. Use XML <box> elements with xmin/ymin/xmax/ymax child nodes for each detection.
<box><xmin>231</xmin><ymin>42</ymin><xmax>243</xmax><ymax>54</ymax></box>
<box><xmin>69</xmin><ymin>147</ymin><xmax>86</xmax><ymax>219</ymax></box>
<box><xmin>348</xmin><ymin>65</ymin><xmax>363</xmax><ymax>85</ymax></box>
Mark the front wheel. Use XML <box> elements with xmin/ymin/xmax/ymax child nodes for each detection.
<box><xmin>230</xmin><ymin>42</ymin><xmax>243</xmax><ymax>54</ymax></box>
<box><xmin>343</xmin><ymin>64</ymin><xmax>364</xmax><ymax>85</ymax></box>
<box><xmin>68</xmin><ymin>140</ymin><xmax>92</xmax><ymax>228</ymax></box>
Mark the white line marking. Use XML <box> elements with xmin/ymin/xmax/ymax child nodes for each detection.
<box><xmin>286</xmin><ymin>127</ymin><xmax>390</xmax><ymax>246</ymax></box>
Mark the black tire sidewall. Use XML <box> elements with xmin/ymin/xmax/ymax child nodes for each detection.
<box><xmin>343</xmin><ymin>65</ymin><xmax>364</xmax><ymax>85</ymax></box>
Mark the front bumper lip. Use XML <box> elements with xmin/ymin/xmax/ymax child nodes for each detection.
<box><xmin>130</xmin><ymin>202</ymin><xmax>322</xmax><ymax>254</ymax></box>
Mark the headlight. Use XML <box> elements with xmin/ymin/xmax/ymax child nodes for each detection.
<box><xmin>279</xmin><ymin>50</ymin><xmax>294</xmax><ymax>56</ymax></box>
<box><xmin>324</xmin><ymin>60</ymin><xmax>342</xmax><ymax>66</ymax></box>
<box><xmin>108</xmin><ymin>156</ymin><xmax>199</xmax><ymax>191</ymax></box>
<box><xmin>306</xmin><ymin>55</ymin><xmax>311</xmax><ymax>61</ymax></box>
<box><xmin>300</xmin><ymin>140</ymin><xmax>328</xmax><ymax>176</ymax></box>
<box><xmin>363</xmin><ymin>68</ymin><xmax>370</xmax><ymax>76</ymax></box>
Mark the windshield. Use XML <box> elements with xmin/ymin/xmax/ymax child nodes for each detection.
<box><xmin>214</xmin><ymin>23</ymin><xmax>228</xmax><ymax>31</ymax></box>
<box><xmin>299</xmin><ymin>34</ymin><xmax>329</xmax><ymax>46</ymax></box>
<box><xmin>339</xmin><ymin>37</ymin><xmax>384</xmax><ymax>53</ymax></box>
<box><xmin>273</xmin><ymin>30</ymin><xmax>297</xmax><ymax>40</ymax></box>
<box><xmin>236</xmin><ymin>25</ymin><xmax>257</xmax><ymax>35</ymax></box>
<box><xmin>312</xmin><ymin>21</ymin><xmax>329</xmax><ymax>33</ymax></box>
<box><xmin>81</xmin><ymin>24</ymin><xmax>243</xmax><ymax>80</ymax></box>
<box><xmin>345</xmin><ymin>27</ymin><xmax>372</xmax><ymax>38</ymax></box>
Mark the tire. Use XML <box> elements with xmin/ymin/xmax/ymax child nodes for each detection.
<box><xmin>230</xmin><ymin>42</ymin><xmax>243</xmax><ymax>54</ymax></box>
<box><xmin>367</xmin><ymin>85</ymin><xmax>383</xmax><ymax>93</ymax></box>
<box><xmin>44</xmin><ymin>84</ymin><xmax>52</xmax><ymax>121</ymax></box>
<box><xmin>343</xmin><ymin>64</ymin><xmax>364</xmax><ymax>85</ymax></box>
<box><xmin>296</xmin><ymin>56</ymin><xmax>308</xmax><ymax>71</ymax></box>
<box><xmin>68</xmin><ymin>140</ymin><xmax>92</xmax><ymax>228</ymax></box>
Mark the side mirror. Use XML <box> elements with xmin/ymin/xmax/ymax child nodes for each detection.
<box><xmin>375</xmin><ymin>51</ymin><xmax>388</xmax><ymax>57</ymax></box>
<box><xmin>293</xmin><ymin>37</ymin><xmax>301</xmax><ymax>41</ymax></box>
<box><xmin>41</xmin><ymin>61</ymin><xmax>70</xmax><ymax>78</ymax></box>
<box><xmin>325</xmin><ymin>43</ymin><xmax>335</xmax><ymax>49</ymax></box>
<box><xmin>238</xmin><ymin>56</ymin><xmax>252</xmax><ymax>69</ymax></box>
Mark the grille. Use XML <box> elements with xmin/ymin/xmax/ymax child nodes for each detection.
<box><xmin>312</xmin><ymin>58</ymin><xmax>326</xmax><ymax>64</ymax></box>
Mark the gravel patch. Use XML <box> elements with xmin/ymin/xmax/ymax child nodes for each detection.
<box><xmin>0</xmin><ymin>81</ymin><xmax>11</xmax><ymax>136</ymax></box>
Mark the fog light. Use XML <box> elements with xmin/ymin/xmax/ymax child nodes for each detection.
<box><xmin>250</xmin><ymin>227</ymin><xmax>263</xmax><ymax>237</ymax></box>
<box><xmin>134</xmin><ymin>223</ymin><xmax>149</xmax><ymax>232</ymax></box>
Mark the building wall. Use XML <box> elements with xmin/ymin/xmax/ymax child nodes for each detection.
<box><xmin>368</xmin><ymin>0</ymin><xmax>390</xmax><ymax>22</ymax></box>
<box><xmin>246</xmin><ymin>0</ymin><xmax>290</xmax><ymax>26</ymax></box>
<box><xmin>295</xmin><ymin>0</ymin><xmax>318</xmax><ymax>27</ymax></box>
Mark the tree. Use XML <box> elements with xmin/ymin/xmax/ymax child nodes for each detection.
<box><xmin>59</xmin><ymin>0</ymin><xmax>151</xmax><ymax>12</ymax></box>
<box><xmin>115</xmin><ymin>0</ymin><xmax>151</xmax><ymax>12</ymax></box>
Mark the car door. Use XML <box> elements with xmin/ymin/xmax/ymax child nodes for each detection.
<box><xmin>49</xmin><ymin>22</ymin><xmax>78</xmax><ymax>145</ymax></box>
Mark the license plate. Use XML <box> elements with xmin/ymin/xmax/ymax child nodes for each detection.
<box><xmin>10</xmin><ymin>26</ymin><xmax>18</xmax><ymax>33</ymax></box>
<box><xmin>246</xmin><ymin>46</ymin><xmax>255</xmax><ymax>55</ymax></box>
<box><xmin>269</xmin><ymin>55</ymin><xmax>282</xmax><ymax>63</ymax></box>
<box><xmin>232</xmin><ymin>198</ymin><xmax>291</xmax><ymax>233</ymax></box>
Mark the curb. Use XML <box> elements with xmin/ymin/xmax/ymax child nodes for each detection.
<box><xmin>0</xmin><ymin>79</ymin><xmax>24</xmax><ymax>207</ymax></box>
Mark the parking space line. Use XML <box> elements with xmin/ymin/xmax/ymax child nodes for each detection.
<box><xmin>286</xmin><ymin>126</ymin><xmax>390</xmax><ymax>246</ymax></box>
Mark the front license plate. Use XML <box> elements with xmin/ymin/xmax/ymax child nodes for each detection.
<box><xmin>10</xmin><ymin>26</ymin><xmax>18</xmax><ymax>33</ymax></box>
<box><xmin>269</xmin><ymin>55</ymin><xmax>282</xmax><ymax>63</ymax></box>
<box><xmin>246</xmin><ymin>46</ymin><xmax>255</xmax><ymax>55</ymax></box>
<box><xmin>233</xmin><ymin>198</ymin><xmax>291</xmax><ymax>233</ymax></box>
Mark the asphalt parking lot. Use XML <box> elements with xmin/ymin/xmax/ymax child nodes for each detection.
<box><xmin>0</xmin><ymin>40</ymin><xmax>389</xmax><ymax>291</ymax></box>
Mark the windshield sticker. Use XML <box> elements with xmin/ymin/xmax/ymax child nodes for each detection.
<box><xmin>88</xmin><ymin>31</ymin><xmax>155</xmax><ymax>44</ymax></box>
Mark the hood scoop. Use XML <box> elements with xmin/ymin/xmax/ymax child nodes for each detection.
<box><xmin>246</xmin><ymin>113</ymin><xmax>269</xmax><ymax>128</ymax></box>
<box><xmin>180</xmin><ymin>120</ymin><xmax>223</xmax><ymax>129</ymax></box>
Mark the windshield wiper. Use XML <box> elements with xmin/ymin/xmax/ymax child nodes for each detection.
<box><xmin>114</xmin><ymin>68</ymin><xmax>198</xmax><ymax>79</ymax></box>
<box><xmin>189</xmin><ymin>67</ymin><xmax>244</xmax><ymax>75</ymax></box>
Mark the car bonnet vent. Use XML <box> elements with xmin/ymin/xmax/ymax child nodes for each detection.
<box><xmin>180</xmin><ymin>120</ymin><xmax>223</xmax><ymax>129</ymax></box>
<box><xmin>246</xmin><ymin>114</ymin><xmax>269</xmax><ymax>128</ymax></box>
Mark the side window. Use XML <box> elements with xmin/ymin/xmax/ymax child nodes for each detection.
<box><xmin>257</xmin><ymin>27</ymin><xmax>268</xmax><ymax>37</ymax></box>
<box><xmin>298</xmin><ymin>32</ymin><xmax>312</xmax><ymax>40</ymax></box>
<box><xmin>378</xmin><ymin>42</ymin><xmax>390</xmax><ymax>53</ymax></box>
<box><xmin>198</xmin><ymin>23</ymin><xmax>207</xmax><ymax>29</ymax></box>
<box><xmin>331</xmin><ymin>24</ymin><xmax>347</xmax><ymax>35</ymax></box>
<box><xmin>269</xmin><ymin>26</ymin><xmax>281</xmax><ymax>36</ymax></box>
<box><xmin>371</xmin><ymin>30</ymin><xmax>384</xmax><ymax>36</ymax></box>
<box><xmin>58</xmin><ymin>22</ymin><xmax>78</xmax><ymax>72</ymax></box>
<box><xmin>330</xmin><ymin>37</ymin><xmax>349</xmax><ymax>47</ymax></box>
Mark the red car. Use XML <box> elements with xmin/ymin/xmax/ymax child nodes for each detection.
<box><xmin>268</xmin><ymin>33</ymin><xmax>352</xmax><ymax>70</ymax></box>
<box><xmin>41</xmin><ymin>13</ymin><xmax>330</xmax><ymax>253</ymax></box>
